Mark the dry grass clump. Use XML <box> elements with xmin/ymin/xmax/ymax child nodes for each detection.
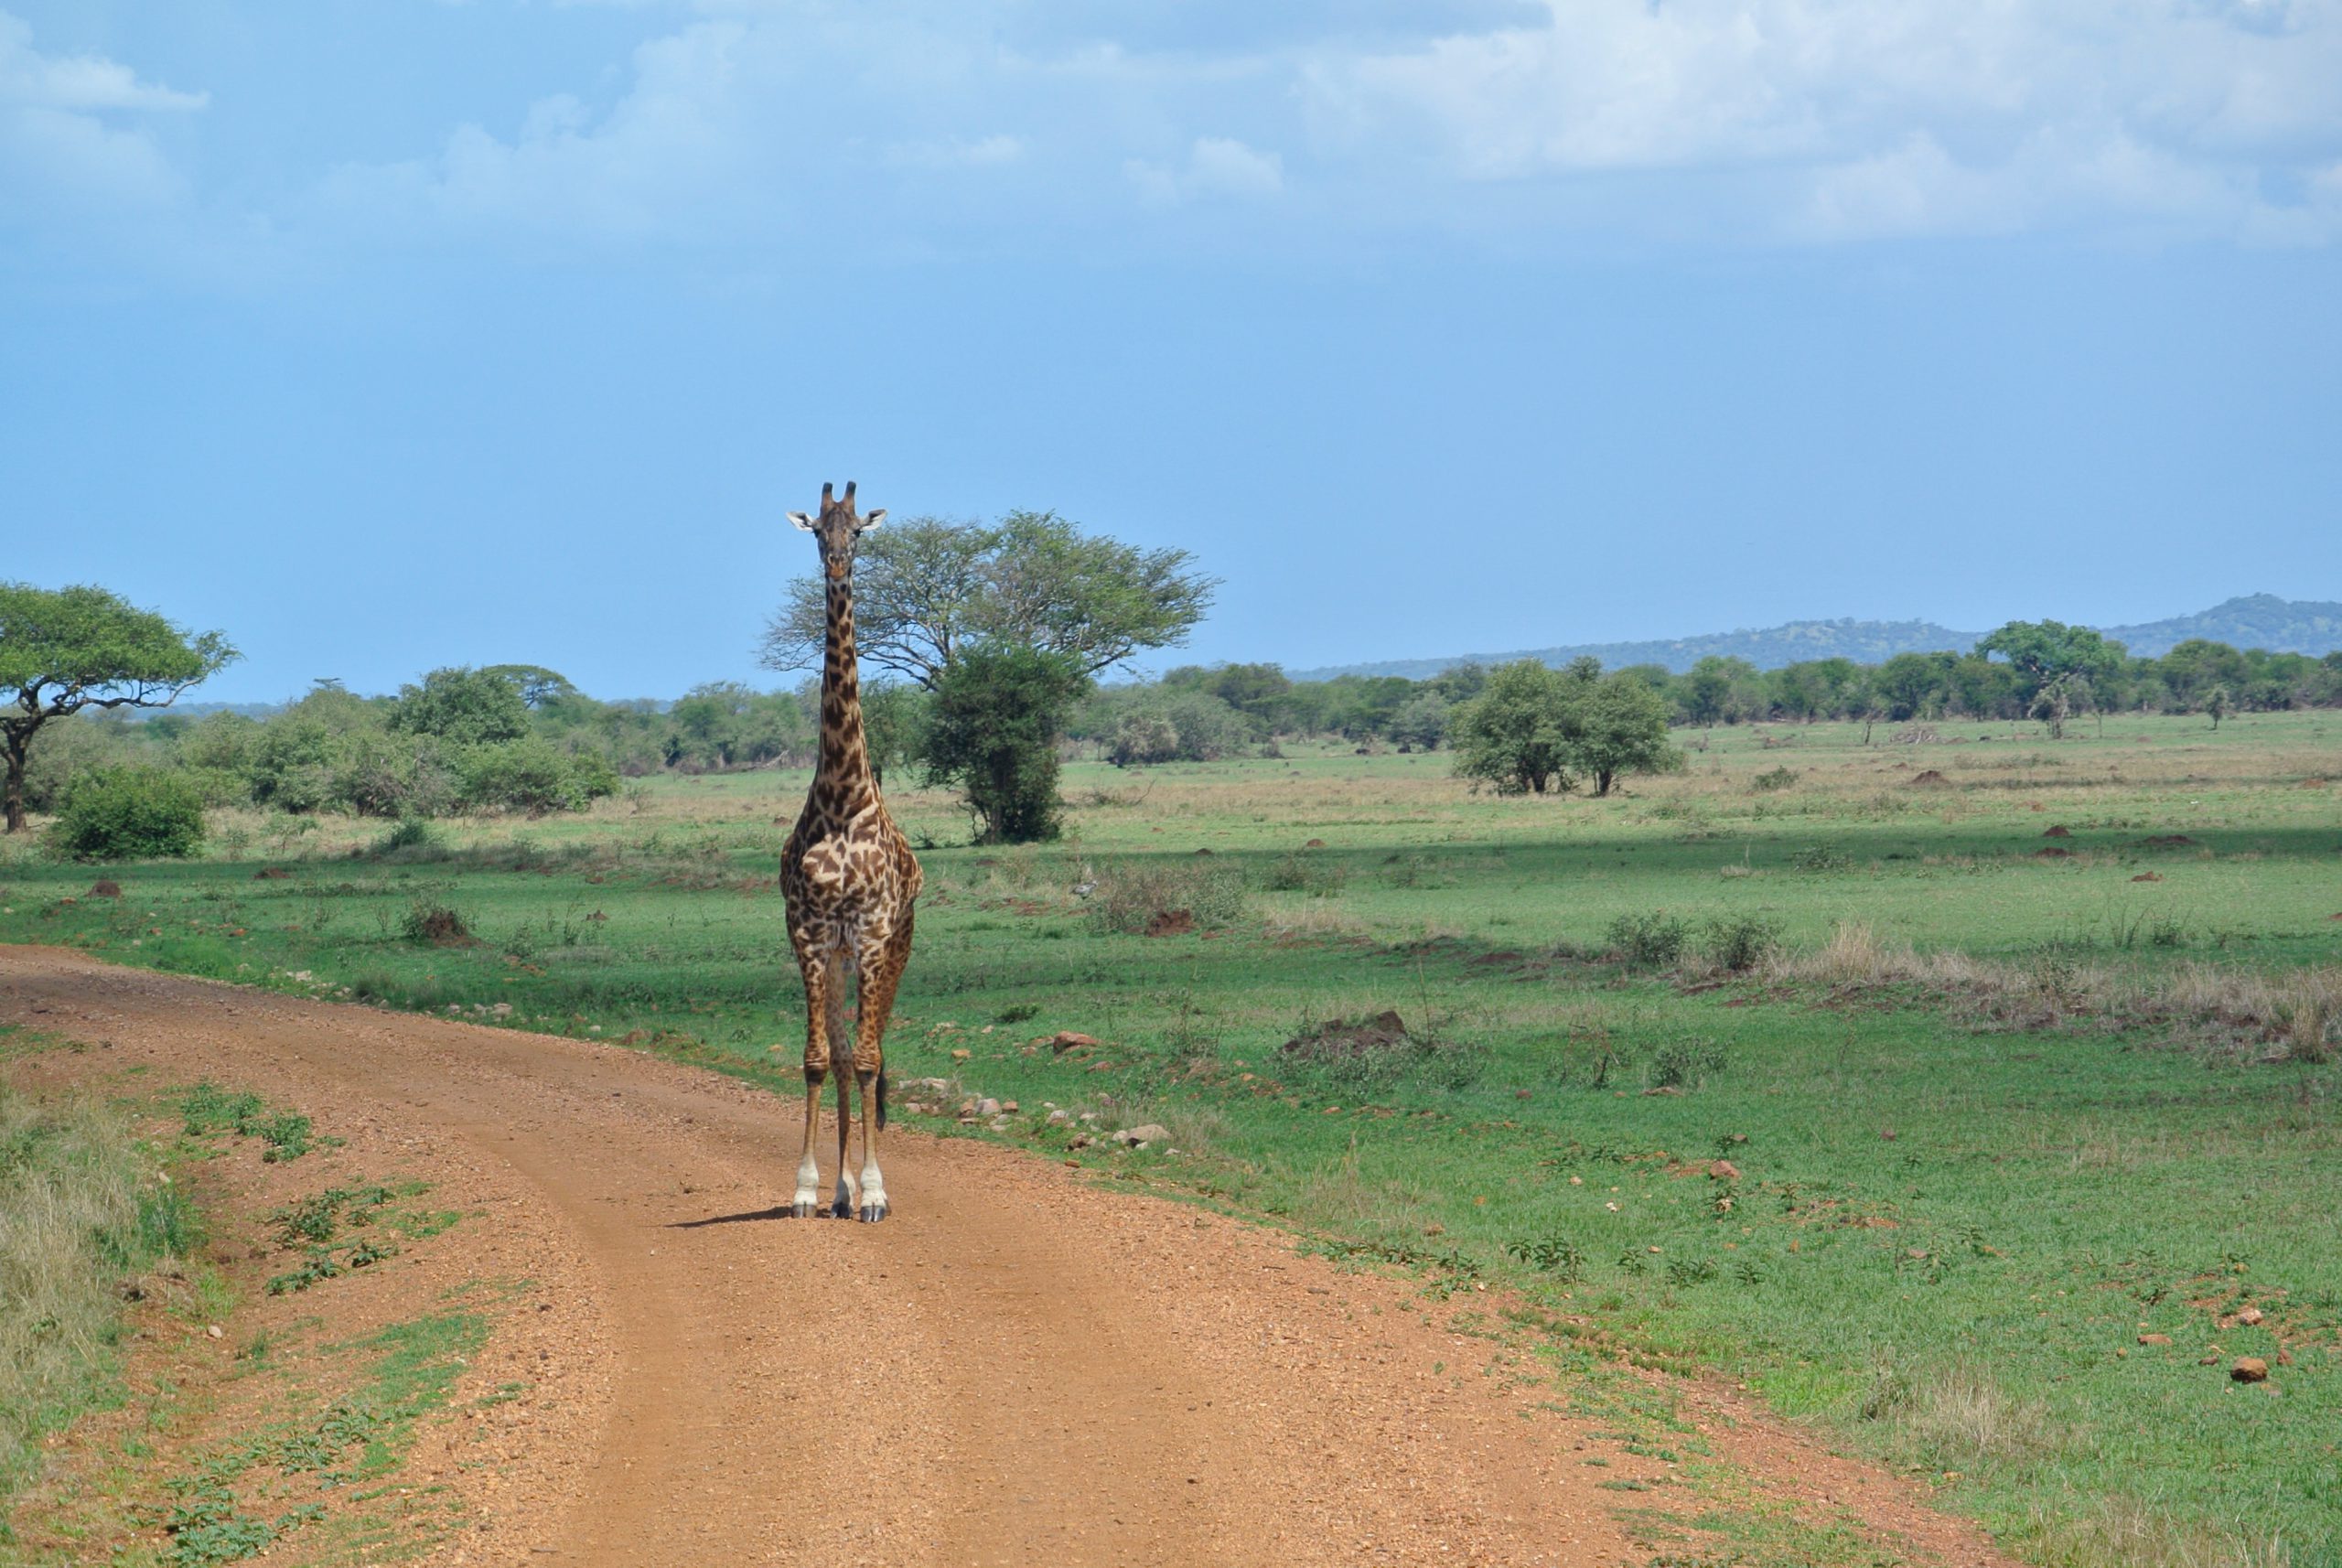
<box><xmin>1089</xmin><ymin>859</ymin><xmax>1247</xmax><ymax>935</ymax></box>
<box><xmin>1769</xmin><ymin>923</ymin><xmax>2342</xmax><ymax>1058</ymax></box>
<box><xmin>0</xmin><ymin>1087</ymin><xmax>180</xmax><ymax>1497</ymax></box>
<box><xmin>2025</xmin><ymin>1494</ymin><xmax>2294</xmax><ymax>1568</ymax></box>
<box><xmin>1867</xmin><ymin>1359</ymin><xmax>2060</xmax><ymax>1477</ymax></box>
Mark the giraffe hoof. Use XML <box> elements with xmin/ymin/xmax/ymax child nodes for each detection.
<box><xmin>790</xmin><ymin>1199</ymin><xmax>821</xmax><ymax>1219</ymax></box>
<box><xmin>857</xmin><ymin>1202</ymin><xmax>888</xmax><ymax>1224</ymax></box>
<box><xmin>830</xmin><ymin>1198</ymin><xmax>854</xmax><ymax>1220</ymax></box>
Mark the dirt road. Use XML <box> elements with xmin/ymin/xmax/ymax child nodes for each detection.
<box><xmin>1</xmin><ymin>946</ymin><xmax>2016</xmax><ymax>1567</ymax></box>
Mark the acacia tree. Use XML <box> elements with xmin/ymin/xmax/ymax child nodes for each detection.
<box><xmin>0</xmin><ymin>584</ymin><xmax>236</xmax><ymax>833</ymax></box>
<box><xmin>757</xmin><ymin>510</ymin><xmax>1215</xmax><ymax>688</ymax></box>
<box><xmin>1976</xmin><ymin>621</ymin><xmax>2124</xmax><ymax>713</ymax></box>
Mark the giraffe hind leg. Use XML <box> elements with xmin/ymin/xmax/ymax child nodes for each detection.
<box><xmin>851</xmin><ymin>911</ymin><xmax>913</xmax><ymax>1223</ymax></box>
<box><xmin>831</xmin><ymin>949</ymin><xmax>859</xmax><ymax>1218</ymax></box>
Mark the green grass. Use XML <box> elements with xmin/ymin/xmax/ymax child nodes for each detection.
<box><xmin>0</xmin><ymin>1071</ymin><xmax>204</xmax><ymax>1543</ymax></box>
<box><xmin>3</xmin><ymin>710</ymin><xmax>2338</xmax><ymax>1564</ymax></box>
<box><xmin>156</xmin><ymin>1311</ymin><xmax>487</xmax><ymax>1567</ymax></box>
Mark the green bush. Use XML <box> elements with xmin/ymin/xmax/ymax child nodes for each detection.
<box><xmin>457</xmin><ymin>737</ymin><xmax>617</xmax><ymax>816</ymax></box>
<box><xmin>47</xmin><ymin>766</ymin><xmax>207</xmax><ymax>860</ymax></box>
<box><xmin>1703</xmin><ymin>914</ymin><xmax>1783</xmax><ymax>972</ymax></box>
<box><xmin>920</xmin><ymin>645</ymin><xmax>1090</xmax><ymax>843</ymax></box>
<box><xmin>1262</xmin><ymin>851</ymin><xmax>1348</xmax><ymax>897</ymax></box>
<box><xmin>1606</xmin><ymin>910</ymin><xmax>1689</xmax><ymax>968</ymax></box>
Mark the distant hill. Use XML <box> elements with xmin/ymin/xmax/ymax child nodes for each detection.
<box><xmin>1294</xmin><ymin>595</ymin><xmax>2342</xmax><ymax>680</ymax></box>
<box><xmin>2097</xmin><ymin>595</ymin><xmax>2342</xmax><ymax>659</ymax></box>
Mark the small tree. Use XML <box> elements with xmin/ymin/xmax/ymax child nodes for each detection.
<box><xmin>0</xmin><ymin>584</ymin><xmax>236</xmax><ymax>832</ymax></box>
<box><xmin>1571</xmin><ymin>675</ymin><xmax>1684</xmax><ymax>795</ymax></box>
<box><xmin>388</xmin><ymin>667</ymin><xmax>531</xmax><ymax>746</ymax></box>
<box><xmin>1451</xmin><ymin>660</ymin><xmax>1573</xmax><ymax>795</ymax></box>
<box><xmin>1387</xmin><ymin>693</ymin><xmax>1449</xmax><ymax>752</ymax></box>
<box><xmin>919</xmin><ymin>646</ymin><xmax>1090</xmax><ymax>843</ymax></box>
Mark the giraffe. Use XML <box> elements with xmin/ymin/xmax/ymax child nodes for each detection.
<box><xmin>778</xmin><ymin>480</ymin><xmax>922</xmax><ymax>1222</ymax></box>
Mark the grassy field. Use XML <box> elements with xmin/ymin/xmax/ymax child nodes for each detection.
<box><xmin>2</xmin><ymin>710</ymin><xmax>2337</xmax><ymax>1566</ymax></box>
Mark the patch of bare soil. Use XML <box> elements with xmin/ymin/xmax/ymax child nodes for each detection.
<box><xmin>1142</xmin><ymin>908</ymin><xmax>1196</xmax><ymax>936</ymax></box>
<box><xmin>2141</xmin><ymin>834</ymin><xmax>2198</xmax><ymax>849</ymax></box>
<box><xmin>1909</xmin><ymin>769</ymin><xmax>1950</xmax><ymax>788</ymax></box>
<box><xmin>0</xmin><ymin>948</ymin><xmax>2024</xmax><ymax>1568</ymax></box>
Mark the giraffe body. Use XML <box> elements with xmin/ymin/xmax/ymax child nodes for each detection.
<box><xmin>778</xmin><ymin>481</ymin><xmax>920</xmax><ymax>1222</ymax></box>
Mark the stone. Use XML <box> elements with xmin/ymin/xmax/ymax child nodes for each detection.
<box><xmin>2239</xmin><ymin>1306</ymin><xmax>2264</xmax><ymax>1326</ymax></box>
<box><xmin>2138</xmin><ymin>1333</ymin><xmax>2172</xmax><ymax>1346</ymax></box>
<box><xmin>1048</xmin><ymin>1031</ymin><xmax>1100</xmax><ymax>1052</ymax></box>
<box><xmin>1046</xmin><ymin>1109</ymin><xmax>1069</xmax><ymax>1125</ymax></box>
<box><xmin>1709</xmin><ymin>1160</ymin><xmax>1741</xmax><ymax>1182</ymax></box>
<box><xmin>1124</xmin><ymin>1123</ymin><xmax>1171</xmax><ymax>1144</ymax></box>
<box><xmin>976</xmin><ymin>1098</ymin><xmax>1002</xmax><ymax>1116</ymax></box>
<box><xmin>1001</xmin><ymin>1100</ymin><xmax>1019</xmax><ymax>1113</ymax></box>
<box><xmin>2231</xmin><ymin>1357</ymin><xmax>2270</xmax><ymax>1383</ymax></box>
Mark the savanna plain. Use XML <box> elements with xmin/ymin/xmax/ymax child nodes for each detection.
<box><xmin>4</xmin><ymin>711</ymin><xmax>2337</xmax><ymax>1567</ymax></box>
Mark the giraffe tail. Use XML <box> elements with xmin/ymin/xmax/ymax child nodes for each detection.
<box><xmin>876</xmin><ymin>1069</ymin><xmax>889</xmax><ymax>1132</ymax></box>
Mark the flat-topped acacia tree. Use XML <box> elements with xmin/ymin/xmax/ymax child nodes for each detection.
<box><xmin>0</xmin><ymin>584</ymin><xmax>237</xmax><ymax>832</ymax></box>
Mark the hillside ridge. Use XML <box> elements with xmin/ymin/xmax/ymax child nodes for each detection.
<box><xmin>1295</xmin><ymin>593</ymin><xmax>2342</xmax><ymax>679</ymax></box>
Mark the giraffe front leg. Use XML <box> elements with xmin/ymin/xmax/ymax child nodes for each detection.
<box><xmin>791</xmin><ymin>943</ymin><xmax>840</xmax><ymax>1219</ymax></box>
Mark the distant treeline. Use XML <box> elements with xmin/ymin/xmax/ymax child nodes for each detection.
<box><xmin>1079</xmin><ymin>634</ymin><xmax>2342</xmax><ymax>760</ymax></box>
<box><xmin>24</xmin><ymin>634</ymin><xmax>2338</xmax><ymax>820</ymax></box>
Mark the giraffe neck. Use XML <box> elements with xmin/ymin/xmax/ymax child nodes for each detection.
<box><xmin>817</xmin><ymin>568</ymin><xmax>876</xmax><ymax>803</ymax></box>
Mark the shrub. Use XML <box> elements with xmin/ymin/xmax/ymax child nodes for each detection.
<box><xmin>47</xmin><ymin>766</ymin><xmax>207</xmax><ymax>860</ymax></box>
<box><xmin>401</xmin><ymin>902</ymin><xmax>474</xmax><ymax>946</ymax></box>
<box><xmin>457</xmin><ymin>737</ymin><xmax>617</xmax><ymax>816</ymax></box>
<box><xmin>1090</xmin><ymin>860</ymin><xmax>1248</xmax><ymax>934</ymax></box>
<box><xmin>1108</xmin><ymin>713</ymin><xmax>1180</xmax><ymax>768</ymax></box>
<box><xmin>1606</xmin><ymin>911</ymin><xmax>1689</xmax><ymax>968</ymax></box>
<box><xmin>1703</xmin><ymin>914</ymin><xmax>1783</xmax><ymax>972</ymax></box>
<box><xmin>1752</xmin><ymin>766</ymin><xmax>1799</xmax><ymax>792</ymax></box>
<box><xmin>1262</xmin><ymin>852</ymin><xmax>1348</xmax><ymax>897</ymax></box>
<box><xmin>1649</xmin><ymin>1035</ymin><xmax>1728</xmax><ymax>1090</ymax></box>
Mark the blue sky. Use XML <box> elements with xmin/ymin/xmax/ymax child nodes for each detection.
<box><xmin>4</xmin><ymin>1</ymin><xmax>2338</xmax><ymax>703</ymax></box>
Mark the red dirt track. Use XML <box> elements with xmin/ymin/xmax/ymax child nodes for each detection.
<box><xmin>0</xmin><ymin>946</ymin><xmax>2019</xmax><ymax>1567</ymax></box>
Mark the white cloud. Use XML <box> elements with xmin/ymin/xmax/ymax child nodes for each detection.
<box><xmin>263</xmin><ymin>0</ymin><xmax>2342</xmax><ymax>252</ymax></box>
<box><xmin>0</xmin><ymin>13</ymin><xmax>207</xmax><ymax>112</ymax></box>
<box><xmin>1127</xmin><ymin>135</ymin><xmax>1284</xmax><ymax>204</ymax></box>
<box><xmin>1305</xmin><ymin>0</ymin><xmax>2342</xmax><ymax>242</ymax></box>
<box><xmin>890</xmin><ymin>133</ymin><xmax>1026</xmax><ymax>168</ymax></box>
<box><xmin>0</xmin><ymin>12</ymin><xmax>204</xmax><ymax>222</ymax></box>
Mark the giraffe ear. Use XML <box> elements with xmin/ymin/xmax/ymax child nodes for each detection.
<box><xmin>788</xmin><ymin>511</ymin><xmax>815</xmax><ymax>531</ymax></box>
<box><xmin>861</xmin><ymin>509</ymin><xmax>887</xmax><ymax>530</ymax></box>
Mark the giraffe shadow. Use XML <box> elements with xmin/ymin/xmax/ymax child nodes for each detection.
<box><xmin>666</xmin><ymin>1206</ymin><xmax>800</xmax><ymax>1230</ymax></box>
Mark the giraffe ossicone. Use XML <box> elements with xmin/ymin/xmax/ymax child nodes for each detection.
<box><xmin>777</xmin><ymin>478</ymin><xmax>921</xmax><ymax>1222</ymax></box>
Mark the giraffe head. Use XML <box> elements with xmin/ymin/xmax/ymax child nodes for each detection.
<box><xmin>788</xmin><ymin>481</ymin><xmax>886</xmax><ymax>581</ymax></box>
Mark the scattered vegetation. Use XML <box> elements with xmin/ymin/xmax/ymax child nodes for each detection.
<box><xmin>180</xmin><ymin>1082</ymin><xmax>316</xmax><ymax>1162</ymax></box>
<box><xmin>0</xmin><ymin>1083</ymin><xmax>199</xmax><ymax>1513</ymax></box>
